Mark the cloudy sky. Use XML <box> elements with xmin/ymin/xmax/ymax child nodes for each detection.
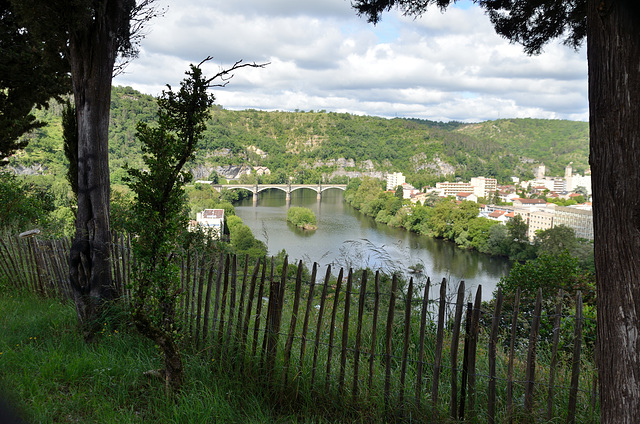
<box><xmin>113</xmin><ymin>0</ymin><xmax>589</xmax><ymax>123</ymax></box>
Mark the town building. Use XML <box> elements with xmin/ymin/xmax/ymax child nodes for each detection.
<box><xmin>469</xmin><ymin>177</ymin><xmax>498</xmax><ymax>198</ymax></box>
<box><xmin>386</xmin><ymin>172</ymin><xmax>406</xmax><ymax>191</ymax></box>
<box><xmin>195</xmin><ymin>209</ymin><xmax>225</xmax><ymax>239</ymax></box>
<box><xmin>554</xmin><ymin>205</ymin><xmax>594</xmax><ymax>240</ymax></box>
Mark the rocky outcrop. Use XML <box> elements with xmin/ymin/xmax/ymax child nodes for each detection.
<box><xmin>8</xmin><ymin>163</ymin><xmax>47</xmax><ymax>175</ymax></box>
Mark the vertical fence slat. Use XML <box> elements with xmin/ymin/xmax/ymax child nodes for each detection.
<box><xmin>431</xmin><ymin>278</ymin><xmax>447</xmax><ymax>407</ymax></box>
<box><xmin>325</xmin><ymin>268</ymin><xmax>344</xmax><ymax>392</ymax></box>
<box><xmin>223</xmin><ymin>255</ymin><xmax>238</xmax><ymax>360</ymax></box>
<box><xmin>459</xmin><ymin>302</ymin><xmax>472</xmax><ymax>420</ymax></box>
<box><xmin>216</xmin><ymin>254</ymin><xmax>231</xmax><ymax>359</ymax></box>
<box><xmin>260</xmin><ymin>258</ymin><xmax>275</xmax><ymax>364</ymax></box>
<box><xmin>466</xmin><ymin>285</ymin><xmax>482</xmax><ymax>419</ymax></box>
<box><xmin>182</xmin><ymin>251</ymin><xmax>191</xmax><ymax>324</ymax></box>
<box><xmin>252</xmin><ymin>257</ymin><xmax>269</xmax><ymax>360</ymax></box>
<box><xmin>368</xmin><ymin>271</ymin><xmax>381</xmax><ymax>396</ymax></box>
<box><xmin>298</xmin><ymin>262</ymin><xmax>318</xmax><ymax>379</ymax></box>
<box><xmin>236</xmin><ymin>254</ymin><xmax>250</xmax><ymax>344</ymax></box>
<box><xmin>567</xmin><ymin>291</ymin><xmax>583</xmax><ymax>424</ymax></box>
<box><xmin>506</xmin><ymin>287</ymin><xmax>521</xmax><ymax>423</ymax></box>
<box><xmin>524</xmin><ymin>288</ymin><xmax>543</xmax><ymax>414</ymax></box>
<box><xmin>352</xmin><ymin>269</ymin><xmax>368</xmax><ymax>401</ymax></box>
<box><xmin>338</xmin><ymin>269</ymin><xmax>354</xmax><ymax>396</ymax></box>
<box><xmin>488</xmin><ymin>287</ymin><xmax>503</xmax><ymax>424</ymax></box>
<box><xmin>547</xmin><ymin>289</ymin><xmax>564</xmax><ymax>421</ymax></box>
<box><xmin>265</xmin><ymin>256</ymin><xmax>287</xmax><ymax>378</ymax></box>
<box><xmin>384</xmin><ymin>273</ymin><xmax>399</xmax><ymax>408</ymax></box>
<box><xmin>283</xmin><ymin>260</ymin><xmax>304</xmax><ymax>385</ymax></box>
<box><xmin>399</xmin><ymin>277</ymin><xmax>414</xmax><ymax>408</ymax></box>
<box><xmin>242</xmin><ymin>257</ymin><xmax>262</xmax><ymax>360</ymax></box>
<box><xmin>415</xmin><ymin>277</ymin><xmax>431</xmax><ymax>408</ymax></box>
<box><xmin>195</xmin><ymin>256</ymin><xmax>207</xmax><ymax>347</ymax></box>
<box><xmin>202</xmin><ymin>262</ymin><xmax>216</xmax><ymax>347</ymax></box>
<box><xmin>311</xmin><ymin>264</ymin><xmax>331</xmax><ymax>387</ymax></box>
<box><xmin>449</xmin><ymin>281</ymin><xmax>466</xmax><ymax>419</ymax></box>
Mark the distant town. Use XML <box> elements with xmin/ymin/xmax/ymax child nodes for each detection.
<box><xmin>387</xmin><ymin>163</ymin><xmax>593</xmax><ymax>241</ymax></box>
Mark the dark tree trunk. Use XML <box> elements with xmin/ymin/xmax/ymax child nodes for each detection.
<box><xmin>67</xmin><ymin>2</ymin><xmax>125</xmax><ymax>338</ymax></box>
<box><xmin>587</xmin><ymin>1</ymin><xmax>640</xmax><ymax>422</ymax></box>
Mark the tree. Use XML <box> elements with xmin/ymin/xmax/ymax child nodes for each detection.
<box><xmin>125</xmin><ymin>64</ymin><xmax>213</xmax><ymax>392</ymax></box>
<box><xmin>0</xmin><ymin>0</ymin><xmax>69</xmax><ymax>165</ymax></box>
<box><xmin>352</xmin><ymin>0</ymin><xmax>640</xmax><ymax>421</ymax></box>
<box><xmin>535</xmin><ymin>224</ymin><xmax>578</xmax><ymax>256</ymax></box>
<box><xmin>11</xmin><ymin>0</ymin><xmax>159</xmax><ymax>338</ymax></box>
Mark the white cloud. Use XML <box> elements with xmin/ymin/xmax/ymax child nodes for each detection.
<box><xmin>114</xmin><ymin>0</ymin><xmax>589</xmax><ymax>122</ymax></box>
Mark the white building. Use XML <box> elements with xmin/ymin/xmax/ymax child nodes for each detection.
<box><xmin>470</xmin><ymin>177</ymin><xmax>497</xmax><ymax>198</ymax></box>
<box><xmin>195</xmin><ymin>209</ymin><xmax>225</xmax><ymax>239</ymax></box>
<box><xmin>386</xmin><ymin>172</ymin><xmax>406</xmax><ymax>191</ymax></box>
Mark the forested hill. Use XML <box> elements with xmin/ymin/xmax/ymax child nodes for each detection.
<box><xmin>9</xmin><ymin>86</ymin><xmax>589</xmax><ymax>184</ymax></box>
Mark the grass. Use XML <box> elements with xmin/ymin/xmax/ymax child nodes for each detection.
<box><xmin>0</xmin><ymin>293</ymin><xmax>337</xmax><ymax>423</ymax></box>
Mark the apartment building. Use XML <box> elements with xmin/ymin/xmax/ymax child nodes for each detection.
<box><xmin>554</xmin><ymin>206</ymin><xmax>594</xmax><ymax>240</ymax></box>
<box><xmin>386</xmin><ymin>172</ymin><xmax>406</xmax><ymax>191</ymax></box>
<box><xmin>469</xmin><ymin>177</ymin><xmax>498</xmax><ymax>198</ymax></box>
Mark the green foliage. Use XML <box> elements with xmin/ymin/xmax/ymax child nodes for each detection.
<box><xmin>124</xmin><ymin>63</ymin><xmax>215</xmax><ymax>391</ymax></box>
<box><xmin>0</xmin><ymin>171</ymin><xmax>62</xmax><ymax>235</ymax></box>
<box><xmin>498</xmin><ymin>251</ymin><xmax>594</xmax><ymax>301</ymax></box>
<box><xmin>11</xmin><ymin>85</ymin><xmax>589</xmax><ymax>187</ymax></box>
<box><xmin>286</xmin><ymin>206</ymin><xmax>317</xmax><ymax>229</ymax></box>
<box><xmin>0</xmin><ymin>1</ymin><xmax>70</xmax><ymax>165</ymax></box>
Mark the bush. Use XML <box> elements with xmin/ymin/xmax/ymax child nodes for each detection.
<box><xmin>286</xmin><ymin>207</ymin><xmax>317</xmax><ymax>230</ymax></box>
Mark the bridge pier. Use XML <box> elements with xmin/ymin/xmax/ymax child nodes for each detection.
<box><xmin>253</xmin><ymin>185</ymin><xmax>258</xmax><ymax>202</ymax></box>
<box><xmin>317</xmin><ymin>184</ymin><xmax>322</xmax><ymax>200</ymax></box>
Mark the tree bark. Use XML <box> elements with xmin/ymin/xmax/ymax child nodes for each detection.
<box><xmin>67</xmin><ymin>1</ymin><xmax>126</xmax><ymax>337</ymax></box>
<box><xmin>587</xmin><ymin>1</ymin><xmax>640</xmax><ymax>422</ymax></box>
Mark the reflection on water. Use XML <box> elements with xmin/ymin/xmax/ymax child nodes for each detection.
<box><xmin>234</xmin><ymin>188</ymin><xmax>510</xmax><ymax>300</ymax></box>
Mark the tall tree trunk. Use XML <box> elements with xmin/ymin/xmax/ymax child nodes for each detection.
<box><xmin>587</xmin><ymin>1</ymin><xmax>640</xmax><ymax>422</ymax></box>
<box><xmin>67</xmin><ymin>3</ymin><xmax>121</xmax><ymax>339</ymax></box>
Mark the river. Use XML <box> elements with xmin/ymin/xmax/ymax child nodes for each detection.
<box><xmin>234</xmin><ymin>188</ymin><xmax>510</xmax><ymax>300</ymax></box>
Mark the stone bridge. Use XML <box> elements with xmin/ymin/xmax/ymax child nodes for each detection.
<box><xmin>210</xmin><ymin>183</ymin><xmax>347</xmax><ymax>202</ymax></box>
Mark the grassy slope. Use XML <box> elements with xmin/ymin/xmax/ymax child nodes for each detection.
<box><xmin>0</xmin><ymin>294</ymin><xmax>326</xmax><ymax>424</ymax></box>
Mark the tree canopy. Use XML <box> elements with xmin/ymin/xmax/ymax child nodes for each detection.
<box><xmin>0</xmin><ymin>0</ymin><xmax>69</xmax><ymax>165</ymax></box>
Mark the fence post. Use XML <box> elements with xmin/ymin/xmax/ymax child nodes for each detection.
<box><xmin>384</xmin><ymin>273</ymin><xmax>399</xmax><ymax>411</ymax></box>
<box><xmin>567</xmin><ymin>291</ymin><xmax>583</xmax><ymax>424</ymax></box>
<box><xmin>338</xmin><ymin>269</ymin><xmax>354</xmax><ymax>396</ymax></box>
<box><xmin>311</xmin><ymin>265</ymin><xmax>331</xmax><ymax>388</ymax></box>
<box><xmin>299</xmin><ymin>262</ymin><xmax>318</xmax><ymax>378</ymax></box>
<box><xmin>506</xmin><ymin>288</ymin><xmax>521</xmax><ymax>423</ymax></box>
<box><xmin>431</xmin><ymin>278</ymin><xmax>447</xmax><ymax>408</ymax></box>
<box><xmin>524</xmin><ymin>288</ymin><xmax>543</xmax><ymax>415</ymax></box>
<box><xmin>325</xmin><ymin>268</ymin><xmax>344</xmax><ymax>393</ymax></box>
<box><xmin>459</xmin><ymin>301</ymin><xmax>472</xmax><ymax>420</ymax></box>
<box><xmin>547</xmin><ymin>289</ymin><xmax>564</xmax><ymax>421</ymax></box>
<box><xmin>352</xmin><ymin>269</ymin><xmax>368</xmax><ymax>401</ymax></box>
<box><xmin>283</xmin><ymin>260</ymin><xmax>304</xmax><ymax>385</ymax></box>
<box><xmin>415</xmin><ymin>277</ymin><xmax>431</xmax><ymax>409</ymax></box>
<box><xmin>399</xmin><ymin>277</ymin><xmax>414</xmax><ymax>409</ymax></box>
<box><xmin>368</xmin><ymin>271</ymin><xmax>381</xmax><ymax>396</ymax></box>
<box><xmin>450</xmin><ymin>281</ymin><xmax>466</xmax><ymax>419</ymax></box>
<box><xmin>223</xmin><ymin>255</ymin><xmax>238</xmax><ymax>362</ymax></box>
<box><xmin>265</xmin><ymin>256</ymin><xmax>287</xmax><ymax>379</ymax></box>
<box><xmin>488</xmin><ymin>287</ymin><xmax>503</xmax><ymax>424</ymax></box>
<box><xmin>242</xmin><ymin>257</ymin><xmax>262</xmax><ymax>364</ymax></box>
<box><xmin>466</xmin><ymin>285</ymin><xmax>482</xmax><ymax>420</ymax></box>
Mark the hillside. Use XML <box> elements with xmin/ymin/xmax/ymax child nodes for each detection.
<box><xmin>7</xmin><ymin>86</ymin><xmax>590</xmax><ymax>185</ymax></box>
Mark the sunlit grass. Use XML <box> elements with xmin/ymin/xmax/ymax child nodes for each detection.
<box><xmin>0</xmin><ymin>293</ymin><xmax>331</xmax><ymax>423</ymax></box>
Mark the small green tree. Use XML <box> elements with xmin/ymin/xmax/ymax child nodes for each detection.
<box><xmin>125</xmin><ymin>63</ymin><xmax>214</xmax><ymax>392</ymax></box>
<box><xmin>125</xmin><ymin>59</ymin><xmax>265</xmax><ymax>392</ymax></box>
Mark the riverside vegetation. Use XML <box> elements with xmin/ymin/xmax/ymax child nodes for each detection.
<box><xmin>0</xmin><ymin>84</ymin><xmax>596</xmax><ymax>421</ymax></box>
<box><xmin>286</xmin><ymin>206</ymin><xmax>317</xmax><ymax>230</ymax></box>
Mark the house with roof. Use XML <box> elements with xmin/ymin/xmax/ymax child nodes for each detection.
<box><xmin>195</xmin><ymin>208</ymin><xmax>225</xmax><ymax>239</ymax></box>
<box><xmin>456</xmin><ymin>192</ymin><xmax>478</xmax><ymax>203</ymax></box>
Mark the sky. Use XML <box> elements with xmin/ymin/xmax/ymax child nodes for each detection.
<box><xmin>112</xmin><ymin>0</ymin><xmax>589</xmax><ymax>123</ymax></box>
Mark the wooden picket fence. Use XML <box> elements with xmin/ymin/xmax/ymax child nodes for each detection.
<box><xmin>0</xmin><ymin>234</ymin><xmax>599</xmax><ymax>422</ymax></box>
